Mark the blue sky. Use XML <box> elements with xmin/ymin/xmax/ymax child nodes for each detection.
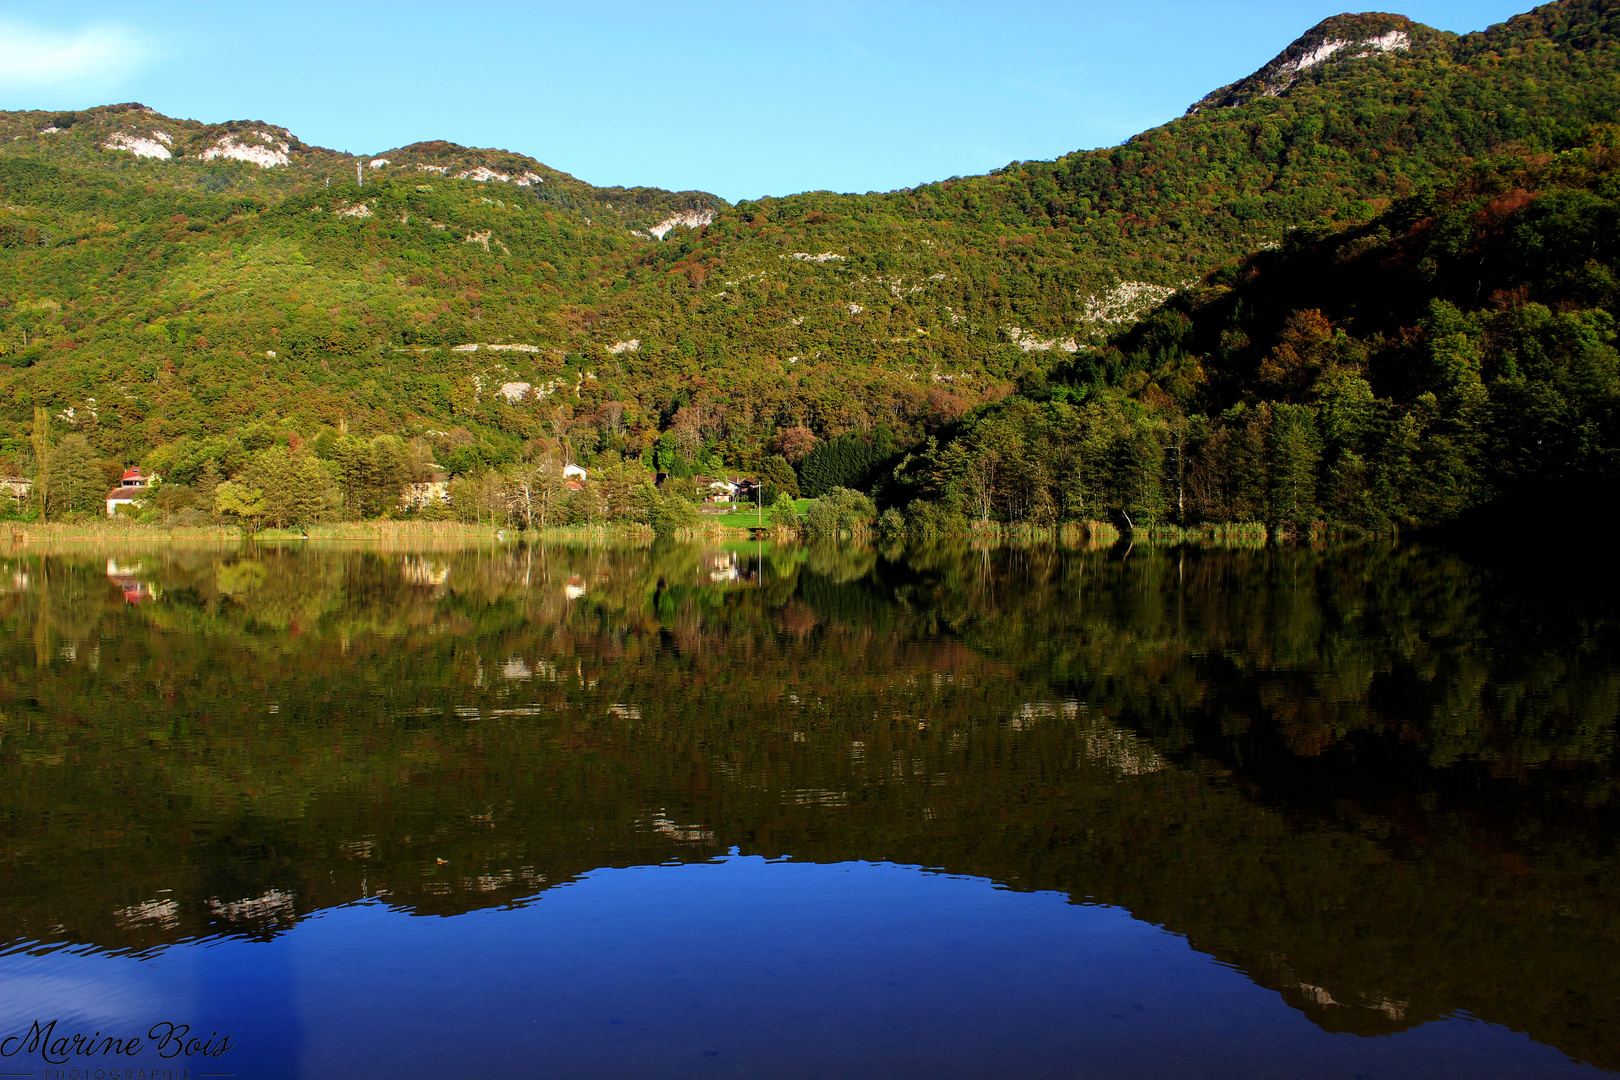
<box><xmin>1</xmin><ymin>0</ymin><xmax>1532</xmax><ymax>201</ymax></box>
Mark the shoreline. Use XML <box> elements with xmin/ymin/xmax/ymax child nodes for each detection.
<box><xmin>2</xmin><ymin>518</ymin><xmax>1383</xmax><ymax>546</ymax></box>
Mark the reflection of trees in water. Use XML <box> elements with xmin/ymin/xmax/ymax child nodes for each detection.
<box><xmin>0</xmin><ymin>541</ymin><xmax>1618</xmax><ymax>1066</ymax></box>
<box><xmin>887</xmin><ymin>542</ymin><xmax>1620</xmax><ymax>776</ymax></box>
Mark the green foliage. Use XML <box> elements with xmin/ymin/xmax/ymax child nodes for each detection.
<box><xmin>325</xmin><ymin>434</ymin><xmax>410</xmax><ymax>519</ymax></box>
<box><xmin>903</xmin><ymin>498</ymin><xmax>965</xmax><ymax>540</ymax></box>
<box><xmin>804</xmin><ymin>487</ymin><xmax>877</xmax><ymax>539</ymax></box>
<box><xmin>922</xmin><ymin>137</ymin><xmax>1620</xmax><ymax>533</ymax></box>
<box><xmin>244</xmin><ymin>445</ymin><xmax>336</xmax><ymax>529</ymax></box>
<box><xmin>42</xmin><ymin>432</ymin><xmax>105</xmax><ymax>518</ymax></box>
<box><xmin>798</xmin><ymin>433</ymin><xmax>895</xmax><ymax>498</ymax></box>
<box><xmin>649</xmin><ymin>489</ymin><xmax>700</xmax><ymax>536</ymax></box>
<box><xmin>500</xmin><ymin>457</ymin><xmax>567</xmax><ymax>529</ymax></box>
<box><xmin>767</xmin><ymin>492</ymin><xmax>800</xmax><ymax>530</ymax></box>
<box><xmin>759</xmin><ymin>454</ymin><xmax>799</xmax><ymax>502</ymax></box>
<box><xmin>3</xmin><ymin>6</ymin><xmax>1620</xmax><ymax>531</ymax></box>
<box><xmin>213</xmin><ymin>479</ymin><xmax>266</xmax><ymax>531</ymax></box>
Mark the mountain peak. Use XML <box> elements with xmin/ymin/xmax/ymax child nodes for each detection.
<box><xmin>1187</xmin><ymin>12</ymin><xmax>1429</xmax><ymax>113</ymax></box>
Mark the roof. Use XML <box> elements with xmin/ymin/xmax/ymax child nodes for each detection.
<box><xmin>121</xmin><ymin>466</ymin><xmax>149</xmax><ymax>481</ymax></box>
<box><xmin>107</xmin><ymin>487</ymin><xmax>145</xmax><ymax>501</ymax></box>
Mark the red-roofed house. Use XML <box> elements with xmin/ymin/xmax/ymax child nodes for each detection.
<box><xmin>106</xmin><ymin>466</ymin><xmax>160</xmax><ymax>517</ymax></box>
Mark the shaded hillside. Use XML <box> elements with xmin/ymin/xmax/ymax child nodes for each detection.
<box><xmin>895</xmin><ymin>134</ymin><xmax>1620</xmax><ymax>535</ymax></box>
<box><xmin>1</xmin><ymin>0</ymin><xmax>1618</xmax><ymax>526</ymax></box>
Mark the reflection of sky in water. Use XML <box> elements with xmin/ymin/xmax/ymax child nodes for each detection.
<box><xmin>0</xmin><ymin>954</ymin><xmax>188</xmax><ymax>1026</ymax></box>
<box><xmin>2</xmin><ymin>858</ymin><xmax>1606</xmax><ymax>1080</ymax></box>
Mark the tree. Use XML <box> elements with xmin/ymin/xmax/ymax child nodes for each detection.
<box><xmin>30</xmin><ymin>407</ymin><xmax>52</xmax><ymax>518</ymax></box>
<box><xmin>502</xmin><ymin>456</ymin><xmax>566</xmax><ymax>529</ymax></box>
<box><xmin>328</xmin><ymin>435</ymin><xmax>410</xmax><ymax>519</ymax></box>
<box><xmin>450</xmin><ymin>471</ymin><xmax>507</xmax><ymax>526</ymax></box>
<box><xmin>947</xmin><ymin>438</ymin><xmax>998</xmax><ymax>522</ymax></box>
<box><xmin>649</xmin><ymin>489</ymin><xmax>700</xmax><ymax>536</ymax></box>
<box><xmin>214</xmin><ymin>480</ymin><xmax>268</xmax><ymax>532</ymax></box>
<box><xmin>590</xmin><ymin>453</ymin><xmax>641</xmax><ymax>521</ymax></box>
<box><xmin>759</xmin><ymin>455</ymin><xmax>799</xmax><ymax>502</ymax></box>
<box><xmin>798</xmin><ymin>434</ymin><xmax>892</xmax><ymax>497</ymax></box>
<box><xmin>44</xmin><ymin>434</ymin><xmax>106</xmax><ymax>519</ymax></box>
<box><xmin>1111</xmin><ymin>419</ymin><xmax>1168</xmax><ymax>529</ymax></box>
<box><xmin>1257</xmin><ymin>310</ymin><xmax>1337</xmax><ymax>402</ymax></box>
<box><xmin>773</xmin><ymin>426</ymin><xmax>819</xmax><ymax>462</ymax></box>
<box><xmin>245</xmin><ymin>446</ymin><xmax>332</xmax><ymax>529</ymax></box>
<box><xmin>767</xmin><ymin>493</ymin><xmax>799</xmax><ymax>531</ymax></box>
<box><xmin>1268</xmin><ymin>403</ymin><xmax>1322</xmax><ymax>533</ymax></box>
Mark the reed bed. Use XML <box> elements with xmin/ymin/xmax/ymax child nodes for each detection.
<box><xmin>8</xmin><ymin>520</ymin><xmax>242</xmax><ymax>544</ymax></box>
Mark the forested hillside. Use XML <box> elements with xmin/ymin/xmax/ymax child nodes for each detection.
<box><xmin>905</xmin><ymin>140</ymin><xmax>1620</xmax><ymax>534</ymax></box>
<box><xmin>2</xmin><ymin>0</ymin><xmax>1618</xmax><ymax>530</ymax></box>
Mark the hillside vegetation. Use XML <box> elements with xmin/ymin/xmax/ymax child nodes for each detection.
<box><xmin>2</xmin><ymin>0</ymin><xmax>1618</xmax><ymax>532</ymax></box>
<box><xmin>906</xmin><ymin>140</ymin><xmax>1620</xmax><ymax>535</ymax></box>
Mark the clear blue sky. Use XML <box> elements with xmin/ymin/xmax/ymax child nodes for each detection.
<box><xmin>0</xmin><ymin>0</ymin><xmax>1534</xmax><ymax>201</ymax></box>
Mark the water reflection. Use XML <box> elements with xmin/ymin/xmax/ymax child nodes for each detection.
<box><xmin>0</xmin><ymin>539</ymin><xmax>1616</xmax><ymax>1075</ymax></box>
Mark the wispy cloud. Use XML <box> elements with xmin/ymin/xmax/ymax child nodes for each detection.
<box><xmin>0</xmin><ymin>20</ymin><xmax>157</xmax><ymax>96</ymax></box>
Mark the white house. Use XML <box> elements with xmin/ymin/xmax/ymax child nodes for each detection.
<box><xmin>106</xmin><ymin>466</ymin><xmax>158</xmax><ymax>517</ymax></box>
<box><xmin>563</xmin><ymin>464</ymin><xmax>588</xmax><ymax>481</ymax></box>
<box><xmin>400</xmin><ymin>464</ymin><xmax>451</xmax><ymax>510</ymax></box>
<box><xmin>0</xmin><ymin>477</ymin><xmax>30</xmax><ymax>509</ymax></box>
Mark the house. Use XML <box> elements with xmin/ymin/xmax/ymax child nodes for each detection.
<box><xmin>695</xmin><ymin>476</ymin><xmax>759</xmax><ymax>503</ymax></box>
<box><xmin>106</xmin><ymin>466</ymin><xmax>160</xmax><ymax>517</ymax></box>
<box><xmin>401</xmin><ymin>464</ymin><xmax>451</xmax><ymax>510</ymax></box>
<box><xmin>106</xmin><ymin>488</ymin><xmax>144</xmax><ymax>516</ymax></box>
<box><xmin>402</xmin><ymin>480</ymin><xmax>451</xmax><ymax>509</ymax></box>
<box><xmin>563</xmin><ymin>463</ymin><xmax>588</xmax><ymax>481</ymax></box>
<box><xmin>693</xmin><ymin>476</ymin><xmax>734</xmax><ymax>503</ymax></box>
<box><xmin>106</xmin><ymin>558</ymin><xmax>156</xmax><ymax>604</ymax></box>
<box><xmin>0</xmin><ymin>477</ymin><xmax>30</xmax><ymax>509</ymax></box>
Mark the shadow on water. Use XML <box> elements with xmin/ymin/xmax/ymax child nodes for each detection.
<box><xmin>0</xmin><ymin>537</ymin><xmax>1616</xmax><ymax>1073</ymax></box>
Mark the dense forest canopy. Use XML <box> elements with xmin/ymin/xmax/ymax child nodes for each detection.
<box><xmin>1</xmin><ymin>0</ymin><xmax>1618</xmax><ymax>532</ymax></box>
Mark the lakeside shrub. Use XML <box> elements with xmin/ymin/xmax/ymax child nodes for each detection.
<box><xmin>804</xmin><ymin>487</ymin><xmax>876</xmax><ymax>539</ymax></box>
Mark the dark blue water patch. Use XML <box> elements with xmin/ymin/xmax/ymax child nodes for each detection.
<box><xmin>0</xmin><ymin>857</ymin><xmax>1603</xmax><ymax>1080</ymax></box>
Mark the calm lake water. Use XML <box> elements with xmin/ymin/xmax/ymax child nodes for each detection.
<box><xmin>0</xmin><ymin>539</ymin><xmax>1616</xmax><ymax>1079</ymax></box>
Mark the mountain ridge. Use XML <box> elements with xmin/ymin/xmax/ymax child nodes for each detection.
<box><xmin>0</xmin><ymin>7</ymin><xmax>1457</xmax><ymax>208</ymax></box>
<box><xmin>1187</xmin><ymin>12</ymin><xmax>1436</xmax><ymax>113</ymax></box>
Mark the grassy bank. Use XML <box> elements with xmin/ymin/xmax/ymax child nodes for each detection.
<box><xmin>701</xmin><ymin>499</ymin><xmax>811</xmax><ymax>529</ymax></box>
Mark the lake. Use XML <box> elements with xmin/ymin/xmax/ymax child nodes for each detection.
<box><xmin>1</xmin><ymin>538</ymin><xmax>1616</xmax><ymax>1079</ymax></box>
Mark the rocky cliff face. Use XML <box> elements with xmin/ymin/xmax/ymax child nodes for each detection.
<box><xmin>1186</xmin><ymin>13</ymin><xmax>1438</xmax><ymax>113</ymax></box>
<box><xmin>0</xmin><ymin>103</ymin><xmax>727</xmax><ymax>232</ymax></box>
<box><xmin>3</xmin><ymin>102</ymin><xmax>328</xmax><ymax>170</ymax></box>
